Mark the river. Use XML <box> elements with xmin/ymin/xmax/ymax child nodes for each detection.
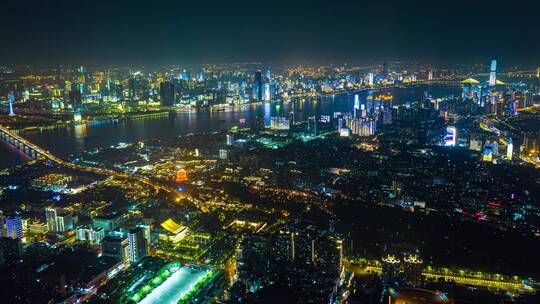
<box><xmin>0</xmin><ymin>84</ymin><xmax>460</xmax><ymax>168</ymax></box>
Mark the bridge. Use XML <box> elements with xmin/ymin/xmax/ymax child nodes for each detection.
<box><xmin>0</xmin><ymin>126</ymin><xmax>48</xmax><ymax>160</ymax></box>
<box><xmin>0</xmin><ymin>125</ymin><xmax>179</xmax><ymax>195</ymax></box>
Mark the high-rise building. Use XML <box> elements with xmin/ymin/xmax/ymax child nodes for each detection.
<box><xmin>382</xmin><ymin>62</ymin><xmax>389</xmax><ymax>79</ymax></box>
<box><xmin>45</xmin><ymin>206</ymin><xmax>58</xmax><ymax>232</ymax></box>
<box><xmin>219</xmin><ymin>149</ymin><xmax>228</xmax><ymax>160</ymax></box>
<box><xmin>489</xmin><ymin>58</ymin><xmax>497</xmax><ymax>87</ymax></box>
<box><xmin>128</xmin><ymin>227</ymin><xmax>148</xmax><ymax>264</ymax></box>
<box><xmin>507</xmin><ymin>138</ymin><xmax>513</xmax><ymax>160</ymax></box>
<box><xmin>68</xmin><ymin>83</ymin><xmax>82</xmax><ymax>109</ymax></box>
<box><xmin>226</xmin><ymin>134</ymin><xmax>234</xmax><ymax>146</ymax></box>
<box><xmin>253</xmin><ymin>70</ymin><xmax>263</xmax><ymax>101</ymax></box>
<box><xmin>160</xmin><ymin>81</ymin><xmax>175</xmax><ymax>106</ymax></box>
<box><xmin>368</xmin><ymin>72</ymin><xmax>374</xmax><ymax>86</ymax></box>
<box><xmin>6</xmin><ymin>216</ymin><xmax>23</xmax><ymax>240</ymax></box>
<box><xmin>198</xmin><ymin>69</ymin><xmax>205</xmax><ymax>82</ymax></box>
<box><xmin>76</xmin><ymin>225</ymin><xmax>105</xmax><ymax>244</ymax></box>
<box><xmin>102</xmin><ymin>236</ymin><xmax>129</xmax><ymax>262</ymax></box>
<box><xmin>56</xmin><ymin>212</ymin><xmax>73</xmax><ymax>232</ymax></box>
<box><xmin>307</xmin><ymin>116</ymin><xmax>317</xmax><ymax>134</ymax></box>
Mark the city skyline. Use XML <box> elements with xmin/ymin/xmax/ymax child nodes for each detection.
<box><xmin>1</xmin><ymin>2</ymin><xmax>540</xmax><ymax>304</ymax></box>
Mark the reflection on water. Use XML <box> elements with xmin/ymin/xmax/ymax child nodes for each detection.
<box><xmin>2</xmin><ymin>84</ymin><xmax>460</xmax><ymax>168</ymax></box>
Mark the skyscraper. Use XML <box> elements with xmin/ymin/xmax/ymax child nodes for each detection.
<box><xmin>489</xmin><ymin>58</ymin><xmax>497</xmax><ymax>87</ymax></box>
<box><xmin>368</xmin><ymin>72</ymin><xmax>374</xmax><ymax>86</ymax></box>
<box><xmin>382</xmin><ymin>62</ymin><xmax>389</xmax><ymax>79</ymax></box>
<box><xmin>6</xmin><ymin>216</ymin><xmax>23</xmax><ymax>240</ymax></box>
<box><xmin>128</xmin><ymin>227</ymin><xmax>148</xmax><ymax>264</ymax></box>
<box><xmin>56</xmin><ymin>213</ymin><xmax>73</xmax><ymax>232</ymax></box>
<box><xmin>160</xmin><ymin>81</ymin><xmax>176</xmax><ymax>106</ymax></box>
<box><xmin>507</xmin><ymin>138</ymin><xmax>513</xmax><ymax>160</ymax></box>
<box><xmin>102</xmin><ymin>236</ymin><xmax>129</xmax><ymax>262</ymax></box>
<box><xmin>253</xmin><ymin>70</ymin><xmax>263</xmax><ymax>101</ymax></box>
<box><xmin>45</xmin><ymin>206</ymin><xmax>58</xmax><ymax>232</ymax></box>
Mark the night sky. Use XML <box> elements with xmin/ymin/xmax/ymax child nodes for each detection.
<box><xmin>2</xmin><ymin>0</ymin><xmax>539</xmax><ymax>66</ymax></box>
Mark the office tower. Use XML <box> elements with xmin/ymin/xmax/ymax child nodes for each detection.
<box><xmin>253</xmin><ymin>70</ymin><xmax>263</xmax><ymax>101</ymax></box>
<box><xmin>350</xmin><ymin>118</ymin><xmax>360</xmax><ymax>135</ymax></box>
<box><xmin>69</xmin><ymin>82</ymin><xmax>82</xmax><ymax>109</ymax></box>
<box><xmin>180</xmin><ymin>69</ymin><xmax>188</xmax><ymax>81</ymax></box>
<box><xmin>56</xmin><ymin>213</ymin><xmax>73</xmax><ymax>232</ymax></box>
<box><xmin>128</xmin><ymin>227</ymin><xmax>148</xmax><ymax>263</ymax></box>
<box><xmin>382</xmin><ymin>62</ymin><xmax>389</xmax><ymax>79</ymax></box>
<box><xmin>102</xmin><ymin>236</ymin><xmax>129</xmax><ymax>262</ymax></box>
<box><xmin>383</xmin><ymin>108</ymin><xmax>393</xmax><ymax>124</ymax></box>
<box><xmin>507</xmin><ymin>138</ymin><xmax>513</xmax><ymax>160</ymax></box>
<box><xmin>263</xmin><ymin>82</ymin><xmax>271</xmax><ymax>101</ymax></box>
<box><xmin>198</xmin><ymin>69</ymin><xmax>205</xmax><ymax>82</ymax></box>
<box><xmin>307</xmin><ymin>116</ymin><xmax>317</xmax><ymax>134</ymax></box>
<box><xmin>428</xmin><ymin>69</ymin><xmax>434</xmax><ymax>80</ymax></box>
<box><xmin>6</xmin><ymin>216</ymin><xmax>23</xmax><ymax>240</ymax></box>
<box><xmin>354</xmin><ymin>94</ymin><xmax>360</xmax><ymax>117</ymax></box>
<box><xmin>368</xmin><ymin>72</ymin><xmax>374</xmax><ymax>86</ymax></box>
<box><xmin>270</xmin><ymin>117</ymin><xmax>290</xmax><ymax>130</ymax></box>
<box><xmin>160</xmin><ymin>81</ymin><xmax>175</xmax><ymax>106</ymax></box>
<box><xmin>226</xmin><ymin>134</ymin><xmax>234</xmax><ymax>146</ymax></box>
<box><xmin>219</xmin><ymin>149</ymin><xmax>228</xmax><ymax>159</ymax></box>
<box><xmin>76</xmin><ymin>225</ymin><xmax>105</xmax><ymax>244</ymax></box>
<box><xmin>45</xmin><ymin>206</ymin><xmax>58</xmax><ymax>232</ymax></box>
<box><xmin>445</xmin><ymin>126</ymin><xmax>457</xmax><ymax>146</ymax></box>
<box><xmin>489</xmin><ymin>58</ymin><xmax>497</xmax><ymax>86</ymax></box>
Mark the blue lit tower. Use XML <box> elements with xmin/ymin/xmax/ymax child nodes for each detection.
<box><xmin>489</xmin><ymin>58</ymin><xmax>497</xmax><ymax>87</ymax></box>
<box><xmin>6</xmin><ymin>215</ymin><xmax>23</xmax><ymax>240</ymax></box>
<box><xmin>198</xmin><ymin>69</ymin><xmax>205</xmax><ymax>82</ymax></box>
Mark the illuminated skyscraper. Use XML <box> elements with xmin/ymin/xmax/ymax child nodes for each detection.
<box><xmin>489</xmin><ymin>58</ymin><xmax>497</xmax><ymax>86</ymax></box>
<box><xmin>6</xmin><ymin>216</ymin><xmax>23</xmax><ymax>240</ymax></box>
<box><xmin>507</xmin><ymin>138</ymin><xmax>513</xmax><ymax>160</ymax></box>
<box><xmin>226</xmin><ymin>134</ymin><xmax>234</xmax><ymax>146</ymax></box>
<box><xmin>128</xmin><ymin>227</ymin><xmax>148</xmax><ymax>263</ymax></box>
<box><xmin>56</xmin><ymin>213</ymin><xmax>73</xmax><ymax>232</ymax></box>
<box><xmin>198</xmin><ymin>69</ymin><xmax>205</xmax><ymax>82</ymax></box>
<box><xmin>354</xmin><ymin>94</ymin><xmax>360</xmax><ymax>117</ymax></box>
<box><xmin>45</xmin><ymin>206</ymin><xmax>58</xmax><ymax>232</ymax></box>
<box><xmin>263</xmin><ymin>83</ymin><xmax>271</xmax><ymax>101</ymax></box>
<box><xmin>368</xmin><ymin>72</ymin><xmax>374</xmax><ymax>86</ymax></box>
<box><xmin>445</xmin><ymin>126</ymin><xmax>457</xmax><ymax>146</ymax></box>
